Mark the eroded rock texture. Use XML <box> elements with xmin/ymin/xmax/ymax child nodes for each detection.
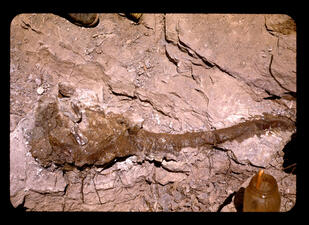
<box><xmin>10</xmin><ymin>13</ymin><xmax>296</xmax><ymax>211</ymax></box>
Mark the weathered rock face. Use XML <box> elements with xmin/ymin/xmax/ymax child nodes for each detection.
<box><xmin>10</xmin><ymin>13</ymin><xmax>296</xmax><ymax>211</ymax></box>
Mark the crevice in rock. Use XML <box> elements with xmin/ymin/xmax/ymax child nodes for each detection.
<box><xmin>284</xmin><ymin>91</ymin><xmax>296</xmax><ymax>99</ymax></box>
<box><xmin>264</xmin><ymin>19</ymin><xmax>278</xmax><ymax>37</ymax></box>
<box><xmin>14</xmin><ymin>195</ymin><xmax>27</xmax><ymax>212</ymax></box>
<box><xmin>212</xmin><ymin>63</ymin><xmax>238</xmax><ymax>79</ymax></box>
<box><xmin>262</xmin><ymin>90</ymin><xmax>296</xmax><ymax>102</ymax></box>
<box><xmin>92</xmin><ymin>175</ymin><xmax>103</xmax><ymax>205</ymax></box>
<box><xmin>177</xmin><ymin>38</ymin><xmax>214</xmax><ymax>69</ymax></box>
<box><xmin>80</xmin><ymin>176</ymin><xmax>85</xmax><ymax>203</ymax></box>
<box><xmin>211</xmin><ymin>61</ymin><xmax>291</xmax><ymax>102</ymax></box>
<box><xmin>27</xmin><ymin>189</ymin><xmax>66</xmax><ymax>196</ymax></box>
<box><xmin>194</xmin><ymin>88</ymin><xmax>209</xmax><ymax>104</ymax></box>
<box><xmin>21</xmin><ymin>20</ymin><xmax>43</xmax><ymax>34</ymax></box>
<box><xmin>247</xmin><ymin>161</ymin><xmax>266</xmax><ymax>169</ymax></box>
<box><xmin>263</xmin><ymin>89</ymin><xmax>282</xmax><ymax>100</ymax></box>
<box><xmin>63</xmin><ymin>183</ymin><xmax>69</xmax><ymax>195</ymax></box>
<box><xmin>108</xmin><ymin>85</ymin><xmax>137</xmax><ymax>100</ymax></box>
<box><xmin>110</xmin><ymin>89</ymin><xmax>137</xmax><ymax>100</ymax></box>
<box><xmin>164</xmin><ymin>45</ymin><xmax>178</xmax><ymax>66</ymax></box>
<box><xmin>151</xmin><ymin>160</ymin><xmax>163</xmax><ymax>168</ymax></box>
<box><xmin>176</xmin><ymin>35</ymin><xmax>287</xmax><ymax>100</ymax></box>
<box><xmin>160</xmin><ymin>165</ymin><xmax>190</xmax><ymax>175</ymax></box>
<box><xmin>163</xmin><ymin>14</ymin><xmax>177</xmax><ymax>46</ymax></box>
<box><xmin>263</xmin><ymin>95</ymin><xmax>281</xmax><ymax>100</ymax></box>
<box><xmin>212</xmin><ymin>146</ymin><xmax>247</xmax><ymax>166</ymax></box>
<box><xmin>136</xmin><ymin>94</ymin><xmax>171</xmax><ymax>118</ymax></box>
<box><xmin>168</xmin><ymin>91</ymin><xmax>182</xmax><ymax>99</ymax></box>
<box><xmin>101</xmin><ymin>155</ymin><xmax>135</xmax><ymax>171</ymax></box>
<box><xmin>268</xmin><ymin>54</ymin><xmax>292</xmax><ymax>93</ymax></box>
<box><xmin>177</xmin><ymin>42</ymin><xmax>197</xmax><ymax>59</ymax></box>
<box><xmin>167</xmin><ymin>27</ymin><xmax>254</xmax><ymax>93</ymax></box>
<box><xmin>282</xmin><ymin>132</ymin><xmax>297</xmax><ymax>175</ymax></box>
<box><xmin>176</xmin><ymin>36</ymin><xmax>255</xmax><ymax>93</ymax></box>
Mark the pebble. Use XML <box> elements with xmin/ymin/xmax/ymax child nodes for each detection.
<box><xmin>37</xmin><ymin>86</ymin><xmax>45</xmax><ymax>95</ymax></box>
<box><xmin>58</xmin><ymin>82</ymin><xmax>75</xmax><ymax>97</ymax></box>
<box><xmin>35</xmin><ymin>78</ymin><xmax>42</xmax><ymax>86</ymax></box>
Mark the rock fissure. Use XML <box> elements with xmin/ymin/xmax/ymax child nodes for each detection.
<box><xmin>92</xmin><ymin>176</ymin><xmax>103</xmax><ymax>205</ymax></box>
<box><xmin>268</xmin><ymin>54</ymin><xmax>293</xmax><ymax>93</ymax></box>
<box><xmin>135</xmin><ymin>93</ymin><xmax>172</xmax><ymax>118</ymax></box>
<box><xmin>177</xmin><ymin>38</ymin><xmax>215</xmax><ymax>69</ymax></box>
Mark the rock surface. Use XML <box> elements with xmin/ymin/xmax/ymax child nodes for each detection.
<box><xmin>10</xmin><ymin>13</ymin><xmax>296</xmax><ymax>211</ymax></box>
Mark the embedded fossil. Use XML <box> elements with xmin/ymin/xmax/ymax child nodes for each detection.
<box><xmin>29</xmin><ymin>96</ymin><xmax>296</xmax><ymax>169</ymax></box>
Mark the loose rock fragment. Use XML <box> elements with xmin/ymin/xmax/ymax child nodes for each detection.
<box><xmin>58</xmin><ymin>82</ymin><xmax>75</xmax><ymax>97</ymax></box>
<box><xmin>36</xmin><ymin>86</ymin><xmax>44</xmax><ymax>95</ymax></box>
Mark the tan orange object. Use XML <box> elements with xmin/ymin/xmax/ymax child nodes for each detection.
<box><xmin>243</xmin><ymin>170</ymin><xmax>281</xmax><ymax>212</ymax></box>
<box><xmin>256</xmin><ymin>169</ymin><xmax>264</xmax><ymax>190</ymax></box>
<box><xmin>67</xmin><ymin>13</ymin><xmax>99</xmax><ymax>27</ymax></box>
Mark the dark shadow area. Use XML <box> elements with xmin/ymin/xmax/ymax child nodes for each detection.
<box><xmin>263</xmin><ymin>90</ymin><xmax>282</xmax><ymax>100</ymax></box>
<box><xmin>124</xmin><ymin>13</ymin><xmax>141</xmax><ymax>23</ymax></box>
<box><xmin>59</xmin><ymin>155</ymin><xmax>135</xmax><ymax>173</ymax></box>
<box><xmin>15</xmin><ymin>203</ymin><xmax>27</xmax><ymax>212</ymax></box>
<box><xmin>11</xmin><ymin>197</ymin><xmax>27</xmax><ymax>212</ymax></box>
<box><xmin>216</xmin><ymin>187</ymin><xmax>245</xmax><ymax>212</ymax></box>
<box><xmin>217</xmin><ymin>191</ymin><xmax>236</xmax><ymax>212</ymax></box>
<box><xmin>100</xmin><ymin>155</ymin><xmax>134</xmax><ymax>170</ymax></box>
<box><xmin>233</xmin><ymin>187</ymin><xmax>245</xmax><ymax>212</ymax></box>
<box><xmin>263</xmin><ymin>95</ymin><xmax>281</xmax><ymax>100</ymax></box>
<box><xmin>282</xmin><ymin>132</ymin><xmax>297</xmax><ymax>174</ymax></box>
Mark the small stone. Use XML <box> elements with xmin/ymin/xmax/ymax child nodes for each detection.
<box><xmin>58</xmin><ymin>82</ymin><xmax>75</xmax><ymax>97</ymax></box>
<box><xmin>35</xmin><ymin>78</ymin><xmax>42</xmax><ymax>86</ymax></box>
<box><xmin>37</xmin><ymin>86</ymin><xmax>44</xmax><ymax>95</ymax></box>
